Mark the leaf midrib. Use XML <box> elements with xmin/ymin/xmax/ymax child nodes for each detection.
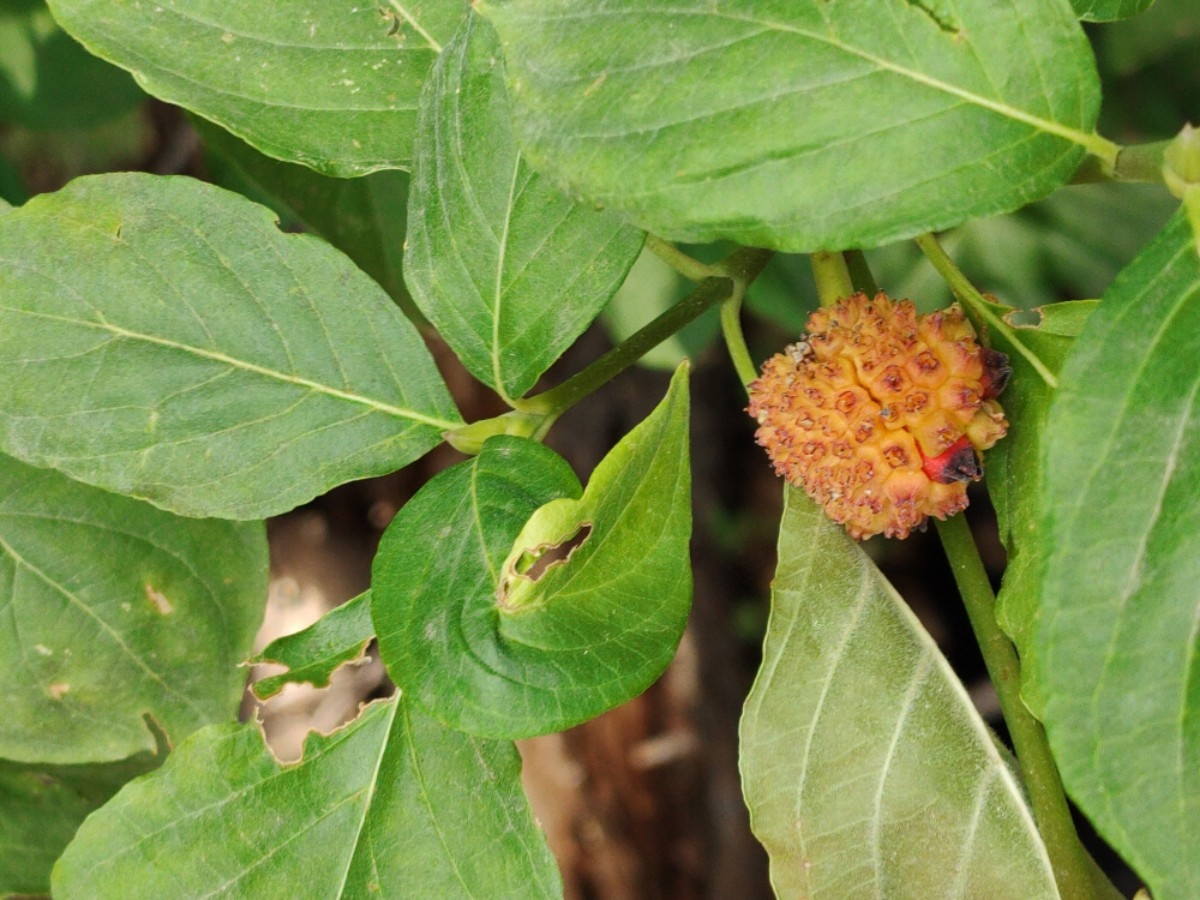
<box><xmin>502</xmin><ymin>6</ymin><xmax>1114</xmax><ymax>159</ymax></box>
<box><xmin>331</xmin><ymin>698</ymin><xmax>400</xmax><ymax>898</ymax></box>
<box><xmin>3</xmin><ymin>306</ymin><xmax>461</xmax><ymax>431</ymax></box>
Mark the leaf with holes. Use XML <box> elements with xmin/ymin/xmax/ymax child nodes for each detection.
<box><xmin>405</xmin><ymin>13</ymin><xmax>643</xmax><ymax>400</ymax></box>
<box><xmin>52</xmin><ymin>697</ymin><xmax>562</xmax><ymax>898</ymax></box>
<box><xmin>250</xmin><ymin>592</ymin><xmax>374</xmax><ymax>701</ymax></box>
<box><xmin>478</xmin><ymin>0</ymin><xmax>1103</xmax><ymax>251</ymax></box>
<box><xmin>0</xmin><ymin>173</ymin><xmax>461</xmax><ymax>519</ymax></box>
<box><xmin>740</xmin><ymin>487</ymin><xmax>1057</xmax><ymax>898</ymax></box>
<box><xmin>0</xmin><ymin>453</ymin><xmax>266</xmax><ymax>764</ymax></box>
<box><xmin>1037</xmin><ymin>208</ymin><xmax>1200</xmax><ymax>899</ymax></box>
<box><xmin>45</xmin><ymin>0</ymin><xmax>467</xmax><ymax>175</ymax></box>
<box><xmin>373</xmin><ymin>364</ymin><xmax>691</xmax><ymax>738</ymax></box>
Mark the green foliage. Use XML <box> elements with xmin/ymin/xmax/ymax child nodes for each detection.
<box><xmin>989</xmin><ymin>299</ymin><xmax>1097</xmax><ymax>717</ymax></box>
<box><xmin>478</xmin><ymin>0</ymin><xmax>1102</xmax><ymax>251</ymax></box>
<box><xmin>249</xmin><ymin>591</ymin><xmax>374</xmax><ymax>701</ymax></box>
<box><xmin>1</xmin><ymin>0</ymin><xmax>1197</xmax><ymax>896</ymax></box>
<box><xmin>0</xmin><ymin>0</ymin><xmax>143</xmax><ymax>129</ymax></box>
<box><xmin>1038</xmin><ymin>208</ymin><xmax>1200</xmax><ymax>898</ymax></box>
<box><xmin>1072</xmin><ymin>0</ymin><xmax>1157</xmax><ymax>22</ymax></box>
<box><xmin>52</xmin><ymin>697</ymin><xmax>561</xmax><ymax>899</ymax></box>
<box><xmin>0</xmin><ymin>173</ymin><xmax>460</xmax><ymax>519</ymax></box>
<box><xmin>198</xmin><ymin>118</ymin><xmax>414</xmax><ymax>309</ymax></box>
<box><xmin>0</xmin><ymin>753</ymin><xmax>158</xmax><ymax>896</ymax></box>
<box><xmin>405</xmin><ymin>14</ymin><xmax>644</xmax><ymax>399</ymax></box>
<box><xmin>741</xmin><ymin>488</ymin><xmax>1057</xmax><ymax>898</ymax></box>
<box><xmin>44</xmin><ymin>0</ymin><xmax>467</xmax><ymax>174</ymax></box>
<box><xmin>374</xmin><ymin>365</ymin><xmax>691</xmax><ymax>738</ymax></box>
<box><xmin>0</xmin><ymin>454</ymin><xmax>266</xmax><ymax>763</ymax></box>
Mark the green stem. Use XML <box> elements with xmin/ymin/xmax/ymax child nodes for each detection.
<box><xmin>1072</xmin><ymin>138</ymin><xmax>1173</xmax><ymax>185</ymax></box>
<box><xmin>722</xmin><ymin>291</ymin><xmax>758</xmax><ymax>387</ymax></box>
<box><xmin>936</xmin><ymin>514</ymin><xmax>1117</xmax><ymax>900</ymax></box>
<box><xmin>518</xmin><ymin>246</ymin><xmax>774</xmax><ymax>422</ymax></box>
<box><xmin>809</xmin><ymin>250</ymin><xmax>855</xmax><ymax>307</ymax></box>
<box><xmin>914</xmin><ymin>232</ymin><xmax>1059</xmax><ymax>389</ymax></box>
<box><xmin>844</xmin><ymin>249</ymin><xmax>879</xmax><ymax>296</ymax></box>
<box><xmin>645</xmin><ymin>234</ymin><xmax>725</xmax><ymax>282</ymax></box>
<box><xmin>721</xmin><ymin>246</ymin><xmax>775</xmax><ymax>386</ymax></box>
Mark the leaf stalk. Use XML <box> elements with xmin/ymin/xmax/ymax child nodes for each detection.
<box><xmin>645</xmin><ymin>234</ymin><xmax>726</xmax><ymax>282</ymax></box>
<box><xmin>511</xmin><ymin>245</ymin><xmax>774</xmax><ymax>425</ymax></box>
<box><xmin>809</xmin><ymin>251</ymin><xmax>855</xmax><ymax>307</ymax></box>
<box><xmin>1072</xmin><ymin>138</ymin><xmax>1173</xmax><ymax>185</ymax></box>
<box><xmin>915</xmin><ymin>232</ymin><xmax>1059</xmax><ymax>389</ymax></box>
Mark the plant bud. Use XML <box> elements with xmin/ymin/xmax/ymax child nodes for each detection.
<box><xmin>1164</xmin><ymin>123</ymin><xmax>1200</xmax><ymax>200</ymax></box>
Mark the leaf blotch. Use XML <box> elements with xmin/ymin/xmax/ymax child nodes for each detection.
<box><xmin>145</xmin><ymin>584</ymin><xmax>174</xmax><ymax>615</ymax></box>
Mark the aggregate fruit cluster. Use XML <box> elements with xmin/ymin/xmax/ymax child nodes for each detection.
<box><xmin>748</xmin><ymin>291</ymin><xmax>1010</xmax><ymax>539</ymax></box>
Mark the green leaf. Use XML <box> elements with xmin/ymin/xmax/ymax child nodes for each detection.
<box><xmin>0</xmin><ymin>172</ymin><xmax>462</xmax><ymax>519</ymax></box>
<box><xmin>0</xmin><ymin>0</ymin><xmax>144</xmax><ymax>129</ymax></box>
<box><xmin>1072</xmin><ymin>0</ymin><xmax>1156</xmax><ymax>21</ymax></box>
<box><xmin>990</xmin><ymin>299</ymin><xmax>1097</xmax><ymax>718</ymax></box>
<box><xmin>44</xmin><ymin>0</ymin><xmax>467</xmax><ymax>175</ymax></box>
<box><xmin>478</xmin><ymin>0</ymin><xmax>1102</xmax><ymax>252</ymax></box>
<box><xmin>51</xmin><ymin>697</ymin><xmax>562</xmax><ymax>899</ymax></box>
<box><xmin>0</xmin><ymin>453</ymin><xmax>267</xmax><ymax>764</ymax></box>
<box><xmin>868</xmin><ymin>183</ymin><xmax>1178</xmax><ymax>314</ymax></box>
<box><xmin>1037</xmin><ymin>208</ymin><xmax>1200</xmax><ymax>898</ymax></box>
<box><xmin>1095</xmin><ymin>0</ymin><xmax>1200</xmax><ymax>77</ymax></box>
<box><xmin>405</xmin><ymin>13</ymin><xmax>643</xmax><ymax>400</ymax></box>
<box><xmin>740</xmin><ymin>487</ymin><xmax>1057</xmax><ymax>898</ymax></box>
<box><xmin>250</xmin><ymin>592</ymin><xmax>374</xmax><ymax>701</ymax></box>
<box><xmin>373</xmin><ymin>364</ymin><xmax>692</xmax><ymax>738</ymax></box>
<box><xmin>0</xmin><ymin>753</ymin><xmax>158</xmax><ymax>897</ymax></box>
<box><xmin>198</xmin><ymin>118</ymin><xmax>414</xmax><ymax>310</ymax></box>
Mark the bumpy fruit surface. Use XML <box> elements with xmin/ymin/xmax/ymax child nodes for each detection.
<box><xmin>748</xmin><ymin>292</ymin><xmax>1008</xmax><ymax>539</ymax></box>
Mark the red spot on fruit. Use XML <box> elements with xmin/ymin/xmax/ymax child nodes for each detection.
<box><xmin>921</xmin><ymin>436</ymin><xmax>982</xmax><ymax>484</ymax></box>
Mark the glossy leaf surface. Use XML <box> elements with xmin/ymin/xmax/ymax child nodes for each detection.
<box><xmin>250</xmin><ymin>591</ymin><xmax>374</xmax><ymax>701</ymax></box>
<box><xmin>373</xmin><ymin>365</ymin><xmax>692</xmax><ymax>738</ymax></box>
<box><xmin>0</xmin><ymin>453</ymin><xmax>266</xmax><ymax>763</ymax></box>
<box><xmin>52</xmin><ymin>697</ymin><xmax>561</xmax><ymax>898</ymax></box>
<box><xmin>990</xmin><ymin>300</ymin><xmax>1096</xmax><ymax>718</ymax></box>
<box><xmin>0</xmin><ymin>173</ymin><xmax>461</xmax><ymax>519</ymax></box>
<box><xmin>405</xmin><ymin>14</ymin><xmax>643</xmax><ymax>399</ymax></box>
<box><xmin>479</xmin><ymin>0</ymin><xmax>1101</xmax><ymax>251</ymax></box>
<box><xmin>1038</xmin><ymin>209</ymin><xmax>1200</xmax><ymax>898</ymax></box>
<box><xmin>740</xmin><ymin>488</ymin><xmax>1057</xmax><ymax>898</ymax></box>
<box><xmin>45</xmin><ymin>0</ymin><xmax>467</xmax><ymax>174</ymax></box>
